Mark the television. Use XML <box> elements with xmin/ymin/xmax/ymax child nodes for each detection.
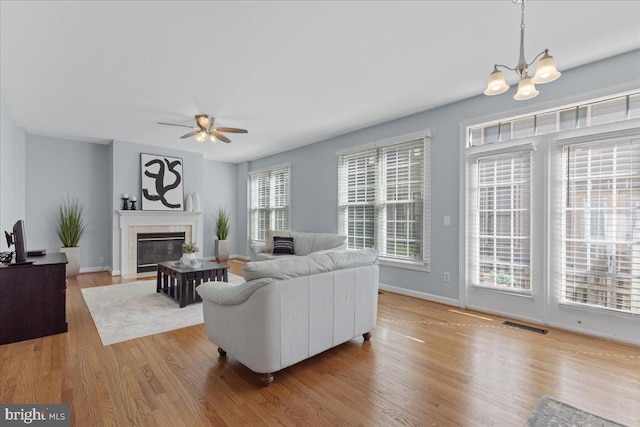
<box><xmin>4</xmin><ymin>220</ymin><xmax>28</xmax><ymax>264</ymax></box>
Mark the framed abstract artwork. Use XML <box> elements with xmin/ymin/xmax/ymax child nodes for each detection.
<box><xmin>141</xmin><ymin>153</ymin><xmax>184</xmax><ymax>211</ymax></box>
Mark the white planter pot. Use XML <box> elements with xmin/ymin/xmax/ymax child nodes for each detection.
<box><xmin>181</xmin><ymin>252</ymin><xmax>197</xmax><ymax>265</ymax></box>
<box><xmin>215</xmin><ymin>239</ymin><xmax>230</xmax><ymax>263</ymax></box>
<box><xmin>61</xmin><ymin>246</ymin><xmax>80</xmax><ymax>278</ymax></box>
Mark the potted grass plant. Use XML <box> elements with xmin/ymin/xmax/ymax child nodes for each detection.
<box><xmin>56</xmin><ymin>195</ymin><xmax>86</xmax><ymax>278</ymax></box>
<box><xmin>214</xmin><ymin>207</ymin><xmax>230</xmax><ymax>262</ymax></box>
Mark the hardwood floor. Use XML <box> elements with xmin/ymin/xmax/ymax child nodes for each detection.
<box><xmin>1</xmin><ymin>260</ymin><xmax>638</xmax><ymax>426</ymax></box>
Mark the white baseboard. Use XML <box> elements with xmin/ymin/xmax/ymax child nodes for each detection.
<box><xmin>80</xmin><ymin>266</ymin><xmax>110</xmax><ymax>274</ymax></box>
<box><xmin>378</xmin><ymin>283</ymin><xmax>459</xmax><ymax>307</ymax></box>
<box><xmin>465</xmin><ymin>304</ymin><xmax>640</xmax><ymax>346</ymax></box>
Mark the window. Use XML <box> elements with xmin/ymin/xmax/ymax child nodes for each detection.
<box><xmin>249</xmin><ymin>165</ymin><xmax>290</xmax><ymax>241</ymax></box>
<box><xmin>465</xmin><ymin>89</ymin><xmax>640</xmax><ymax>319</ymax></box>
<box><xmin>338</xmin><ymin>134</ymin><xmax>430</xmax><ymax>268</ymax></box>
<box><xmin>562</xmin><ymin>138</ymin><xmax>640</xmax><ymax>313</ymax></box>
<box><xmin>468</xmin><ymin>92</ymin><xmax>639</xmax><ymax>147</ymax></box>
<box><xmin>471</xmin><ymin>151</ymin><xmax>532</xmax><ymax>291</ymax></box>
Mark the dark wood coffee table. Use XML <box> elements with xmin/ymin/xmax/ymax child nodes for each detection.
<box><xmin>156</xmin><ymin>260</ymin><xmax>228</xmax><ymax>307</ymax></box>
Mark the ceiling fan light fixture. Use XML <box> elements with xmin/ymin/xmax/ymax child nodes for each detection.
<box><xmin>196</xmin><ymin>130</ymin><xmax>208</xmax><ymax>142</ymax></box>
<box><xmin>158</xmin><ymin>114</ymin><xmax>247</xmax><ymax>144</ymax></box>
<box><xmin>196</xmin><ymin>115</ymin><xmax>211</xmax><ymax>129</ymax></box>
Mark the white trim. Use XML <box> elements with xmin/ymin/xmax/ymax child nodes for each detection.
<box><xmin>554</xmin><ymin>118</ymin><xmax>640</xmax><ymax>147</ymax></box>
<box><xmin>379</xmin><ymin>258</ymin><xmax>429</xmax><ymax>272</ymax></box>
<box><xmin>336</xmin><ymin>129</ymin><xmax>432</xmax><ymax>156</ymax></box>
<box><xmin>248</xmin><ymin>162</ymin><xmax>291</xmax><ymax>176</ymax></box>
<box><xmin>466</xmin><ymin>139</ymin><xmax>536</xmax><ymax>159</ymax></box>
<box><xmin>378</xmin><ymin>282</ymin><xmax>459</xmax><ymax>307</ymax></box>
<box><xmin>79</xmin><ymin>266</ymin><xmax>110</xmax><ymax>274</ymax></box>
<box><xmin>470</xmin><ymin>284</ymin><xmax>533</xmax><ymax>299</ymax></box>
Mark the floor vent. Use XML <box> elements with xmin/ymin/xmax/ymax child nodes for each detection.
<box><xmin>503</xmin><ymin>321</ymin><xmax>548</xmax><ymax>335</ymax></box>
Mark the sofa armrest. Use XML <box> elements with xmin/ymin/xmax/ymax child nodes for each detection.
<box><xmin>197</xmin><ymin>278</ymin><xmax>275</xmax><ymax>306</ymax></box>
<box><xmin>249</xmin><ymin>242</ymin><xmax>267</xmax><ymax>261</ymax></box>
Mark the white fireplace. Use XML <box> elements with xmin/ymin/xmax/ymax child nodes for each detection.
<box><xmin>117</xmin><ymin>210</ymin><xmax>203</xmax><ymax>277</ymax></box>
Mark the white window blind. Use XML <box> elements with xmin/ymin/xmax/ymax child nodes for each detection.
<box><xmin>338</xmin><ymin>138</ymin><xmax>429</xmax><ymax>266</ymax></box>
<box><xmin>470</xmin><ymin>151</ymin><xmax>532</xmax><ymax>291</ymax></box>
<box><xmin>562</xmin><ymin>138</ymin><xmax>640</xmax><ymax>313</ymax></box>
<box><xmin>249</xmin><ymin>165</ymin><xmax>290</xmax><ymax>241</ymax></box>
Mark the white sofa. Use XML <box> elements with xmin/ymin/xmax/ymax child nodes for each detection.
<box><xmin>248</xmin><ymin>231</ymin><xmax>347</xmax><ymax>261</ymax></box>
<box><xmin>197</xmin><ymin>248</ymin><xmax>379</xmax><ymax>386</ymax></box>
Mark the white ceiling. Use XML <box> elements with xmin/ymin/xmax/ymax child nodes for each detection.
<box><xmin>1</xmin><ymin>1</ymin><xmax>639</xmax><ymax>163</ymax></box>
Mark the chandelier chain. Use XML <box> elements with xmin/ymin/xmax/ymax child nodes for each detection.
<box><xmin>520</xmin><ymin>0</ymin><xmax>526</xmax><ymax>30</ymax></box>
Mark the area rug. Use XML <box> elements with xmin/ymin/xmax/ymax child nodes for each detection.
<box><xmin>526</xmin><ymin>396</ymin><xmax>627</xmax><ymax>427</ymax></box>
<box><xmin>81</xmin><ymin>274</ymin><xmax>244</xmax><ymax>346</ymax></box>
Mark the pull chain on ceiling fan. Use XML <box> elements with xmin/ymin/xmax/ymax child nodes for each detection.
<box><xmin>158</xmin><ymin>114</ymin><xmax>248</xmax><ymax>144</ymax></box>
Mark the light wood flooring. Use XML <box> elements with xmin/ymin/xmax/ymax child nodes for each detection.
<box><xmin>1</xmin><ymin>259</ymin><xmax>638</xmax><ymax>426</ymax></box>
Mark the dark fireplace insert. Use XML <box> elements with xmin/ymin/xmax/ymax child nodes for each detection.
<box><xmin>137</xmin><ymin>232</ymin><xmax>185</xmax><ymax>273</ymax></box>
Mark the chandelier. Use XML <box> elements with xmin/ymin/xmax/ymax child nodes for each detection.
<box><xmin>484</xmin><ymin>0</ymin><xmax>561</xmax><ymax>100</ymax></box>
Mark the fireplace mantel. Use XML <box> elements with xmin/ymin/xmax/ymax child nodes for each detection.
<box><xmin>117</xmin><ymin>210</ymin><xmax>203</xmax><ymax>277</ymax></box>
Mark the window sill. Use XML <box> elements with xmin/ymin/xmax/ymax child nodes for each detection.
<box><xmin>558</xmin><ymin>301</ymin><xmax>639</xmax><ymax>318</ymax></box>
<box><xmin>470</xmin><ymin>284</ymin><xmax>533</xmax><ymax>299</ymax></box>
<box><xmin>378</xmin><ymin>258</ymin><xmax>430</xmax><ymax>272</ymax></box>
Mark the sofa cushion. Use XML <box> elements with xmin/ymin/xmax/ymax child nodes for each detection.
<box><xmin>272</xmin><ymin>236</ymin><xmax>295</xmax><ymax>255</ymax></box>
<box><xmin>290</xmin><ymin>232</ymin><xmax>347</xmax><ymax>256</ymax></box>
<box><xmin>263</xmin><ymin>229</ymin><xmax>291</xmax><ymax>253</ymax></box>
<box><xmin>243</xmin><ymin>248</ymin><xmax>378</xmax><ymax>281</ymax></box>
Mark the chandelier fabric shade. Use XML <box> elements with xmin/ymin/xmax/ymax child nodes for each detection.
<box><xmin>484</xmin><ymin>0</ymin><xmax>561</xmax><ymax>101</ymax></box>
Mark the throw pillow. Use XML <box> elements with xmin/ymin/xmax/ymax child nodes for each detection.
<box><xmin>272</xmin><ymin>236</ymin><xmax>295</xmax><ymax>255</ymax></box>
<box><xmin>263</xmin><ymin>229</ymin><xmax>291</xmax><ymax>253</ymax></box>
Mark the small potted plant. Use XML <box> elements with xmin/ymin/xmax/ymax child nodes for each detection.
<box><xmin>56</xmin><ymin>195</ymin><xmax>86</xmax><ymax>278</ymax></box>
<box><xmin>181</xmin><ymin>241</ymin><xmax>199</xmax><ymax>265</ymax></box>
<box><xmin>215</xmin><ymin>207</ymin><xmax>230</xmax><ymax>262</ymax></box>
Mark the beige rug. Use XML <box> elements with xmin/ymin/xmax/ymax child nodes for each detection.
<box><xmin>81</xmin><ymin>274</ymin><xmax>244</xmax><ymax>345</ymax></box>
<box><xmin>526</xmin><ymin>396</ymin><xmax>627</xmax><ymax>427</ymax></box>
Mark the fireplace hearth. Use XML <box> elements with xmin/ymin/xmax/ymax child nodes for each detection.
<box><xmin>137</xmin><ymin>232</ymin><xmax>185</xmax><ymax>273</ymax></box>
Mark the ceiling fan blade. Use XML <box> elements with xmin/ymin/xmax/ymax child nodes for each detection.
<box><xmin>212</xmin><ymin>131</ymin><xmax>231</xmax><ymax>143</ymax></box>
<box><xmin>212</xmin><ymin>127</ymin><xmax>248</xmax><ymax>134</ymax></box>
<box><xmin>158</xmin><ymin>122</ymin><xmax>196</xmax><ymax>129</ymax></box>
<box><xmin>180</xmin><ymin>130</ymin><xmax>200</xmax><ymax>139</ymax></box>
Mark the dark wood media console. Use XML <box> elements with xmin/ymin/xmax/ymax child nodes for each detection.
<box><xmin>0</xmin><ymin>252</ymin><xmax>68</xmax><ymax>345</ymax></box>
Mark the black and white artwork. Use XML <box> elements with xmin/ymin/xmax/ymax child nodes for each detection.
<box><xmin>141</xmin><ymin>153</ymin><xmax>184</xmax><ymax>211</ymax></box>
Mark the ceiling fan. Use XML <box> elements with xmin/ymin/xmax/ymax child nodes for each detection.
<box><xmin>158</xmin><ymin>114</ymin><xmax>248</xmax><ymax>143</ymax></box>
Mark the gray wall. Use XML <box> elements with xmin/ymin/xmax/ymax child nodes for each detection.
<box><xmin>202</xmin><ymin>159</ymin><xmax>238</xmax><ymax>257</ymax></box>
<box><xmin>0</xmin><ymin>95</ymin><xmax>26</xmax><ymax>249</ymax></box>
<box><xmin>25</xmin><ymin>134</ymin><xmax>111</xmax><ymax>269</ymax></box>
<box><xmin>244</xmin><ymin>49</ymin><xmax>640</xmax><ymax>300</ymax></box>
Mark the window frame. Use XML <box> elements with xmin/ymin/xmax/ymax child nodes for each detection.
<box><xmin>461</xmin><ymin>87</ymin><xmax>640</xmax><ymax>316</ymax></box>
<box><xmin>337</xmin><ymin>130</ymin><xmax>431</xmax><ymax>271</ymax></box>
<box><xmin>248</xmin><ymin>163</ymin><xmax>291</xmax><ymax>243</ymax></box>
<box><xmin>470</xmin><ymin>149</ymin><xmax>534</xmax><ymax>294</ymax></box>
